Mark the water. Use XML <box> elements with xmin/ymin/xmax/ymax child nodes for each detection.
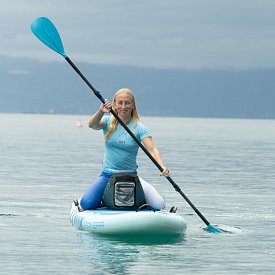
<box><xmin>1</xmin><ymin>113</ymin><xmax>274</xmax><ymax>274</ymax></box>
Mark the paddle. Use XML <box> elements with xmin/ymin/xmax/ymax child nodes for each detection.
<box><xmin>31</xmin><ymin>17</ymin><xmax>222</xmax><ymax>233</ymax></box>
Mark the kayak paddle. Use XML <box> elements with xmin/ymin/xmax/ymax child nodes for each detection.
<box><xmin>31</xmin><ymin>17</ymin><xmax>223</xmax><ymax>233</ymax></box>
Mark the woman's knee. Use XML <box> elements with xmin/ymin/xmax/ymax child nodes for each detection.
<box><xmin>80</xmin><ymin>175</ymin><xmax>110</xmax><ymax>210</ymax></box>
<box><xmin>139</xmin><ymin>177</ymin><xmax>166</xmax><ymax>210</ymax></box>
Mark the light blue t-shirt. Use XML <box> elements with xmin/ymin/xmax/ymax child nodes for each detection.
<box><xmin>101</xmin><ymin>116</ymin><xmax>151</xmax><ymax>174</ymax></box>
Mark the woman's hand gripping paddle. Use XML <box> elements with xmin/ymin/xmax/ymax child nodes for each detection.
<box><xmin>31</xmin><ymin>17</ymin><xmax>223</xmax><ymax>233</ymax></box>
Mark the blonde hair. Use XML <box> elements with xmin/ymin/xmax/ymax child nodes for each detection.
<box><xmin>105</xmin><ymin>88</ymin><xmax>140</xmax><ymax>141</ymax></box>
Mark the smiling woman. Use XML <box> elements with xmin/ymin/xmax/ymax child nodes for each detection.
<box><xmin>103</xmin><ymin>88</ymin><xmax>139</xmax><ymax>140</ymax></box>
<box><xmin>81</xmin><ymin>87</ymin><xmax>169</xmax><ymax>211</ymax></box>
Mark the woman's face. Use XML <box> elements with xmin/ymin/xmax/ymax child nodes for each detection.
<box><xmin>114</xmin><ymin>92</ymin><xmax>134</xmax><ymax>120</ymax></box>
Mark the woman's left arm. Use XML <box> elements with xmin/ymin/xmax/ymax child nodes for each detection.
<box><xmin>142</xmin><ymin>136</ymin><xmax>170</xmax><ymax>177</ymax></box>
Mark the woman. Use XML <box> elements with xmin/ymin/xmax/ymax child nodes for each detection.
<box><xmin>79</xmin><ymin>88</ymin><xmax>170</xmax><ymax>210</ymax></box>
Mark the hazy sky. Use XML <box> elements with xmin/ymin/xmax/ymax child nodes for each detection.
<box><xmin>1</xmin><ymin>0</ymin><xmax>275</xmax><ymax>70</ymax></box>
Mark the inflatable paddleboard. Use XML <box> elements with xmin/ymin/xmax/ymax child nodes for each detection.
<box><xmin>70</xmin><ymin>203</ymin><xmax>187</xmax><ymax>237</ymax></box>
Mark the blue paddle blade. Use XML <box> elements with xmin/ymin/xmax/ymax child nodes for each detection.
<box><xmin>31</xmin><ymin>17</ymin><xmax>67</xmax><ymax>58</ymax></box>
<box><xmin>207</xmin><ymin>224</ymin><xmax>223</xmax><ymax>233</ymax></box>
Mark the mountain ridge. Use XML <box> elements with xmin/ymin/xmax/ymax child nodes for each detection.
<box><xmin>1</xmin><ymin>57</ymin><xmax>275</xmax><ymax>118</ymax></box>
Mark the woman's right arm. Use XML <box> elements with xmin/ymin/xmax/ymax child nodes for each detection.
<box><xmin>88</xmin><ymin>100</ymin><xmax>112</xmax><ymax>130</ymax></box>
<box><xmin>88</xmin><ymin>109</ymin><xmax>105</xmax><ymax>130</ymax></box>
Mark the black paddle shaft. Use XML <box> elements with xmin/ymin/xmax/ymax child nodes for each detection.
<box><xmin>65</xmin><ymin>56</ymin><xmax>210</xmax><ymax>227</ymax></box>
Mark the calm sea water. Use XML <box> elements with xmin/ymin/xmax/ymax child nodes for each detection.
<box><xmin>1</xmin><ymin>113</ymin><xmax>274</xmax><ymax>274</ymax></box>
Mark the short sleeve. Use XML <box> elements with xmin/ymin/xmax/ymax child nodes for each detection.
<box><xmin>136</xmin><ymin>122</ymin><xmax>151</xmax><ymax>141</ymax></box>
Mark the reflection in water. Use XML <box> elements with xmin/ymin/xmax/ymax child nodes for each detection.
<box><xmin>75</xmin><ymin>231</ymin><xmax>186</xmax><ymax>275</ymax></box>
